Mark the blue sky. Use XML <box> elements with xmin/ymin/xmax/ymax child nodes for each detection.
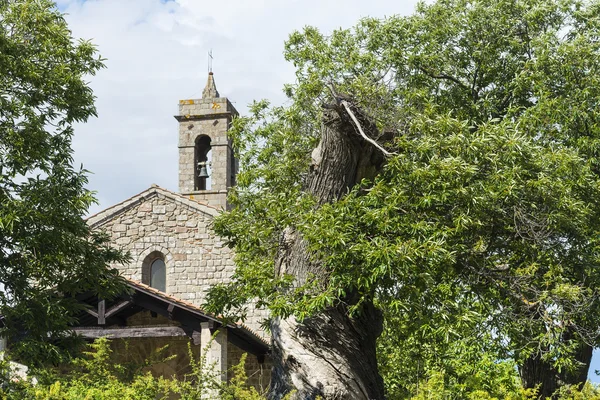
<box><xmin>57</xmin><ymin>0</ymin><xmax>600</xmax><ymax>383</ymax></box>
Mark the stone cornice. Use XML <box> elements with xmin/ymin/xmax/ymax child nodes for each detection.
<box><xmin>174</xmin><ymin>112</ymin><xmax>233</xmax><ymax>122</ymax></box>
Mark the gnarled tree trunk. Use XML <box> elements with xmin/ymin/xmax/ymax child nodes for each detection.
<box><xmin>269</xmin><ymin>100</ymin><xmax>387</xmax><ymax>400</ymax></box>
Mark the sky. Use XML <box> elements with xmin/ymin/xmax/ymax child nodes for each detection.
<box><xmin>57</xmin><ymin>0</ymin><xmax>600</xmax><ymax>383</ymax></box>
<box><xmin>59</xmin><ymin>0</ymin><xmax>418</xmax><ymax>215</ymax></box>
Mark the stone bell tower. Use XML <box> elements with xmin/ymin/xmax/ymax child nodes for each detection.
<box><xmin>175</xmin><ymin>72</ymin><xmax>238</xmax><ymax>209</ymax></box>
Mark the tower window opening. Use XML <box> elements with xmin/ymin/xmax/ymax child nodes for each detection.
<box><xmin>195</xmin><ymin>135</ymin><xmax>212</xmax><ymax>190</ymax></box>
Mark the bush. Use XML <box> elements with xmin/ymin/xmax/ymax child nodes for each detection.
<box><xmin>0</xmin><ymin>338</ymin><xmax>266</xmax><ymax>400</ymax></box>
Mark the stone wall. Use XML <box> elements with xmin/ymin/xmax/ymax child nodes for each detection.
<box><xmin>109</xmin><ymin>311</ymin><xmax>196</xmax><ymax>379</ymax></box>
<box><xmin>109</xmin><ymin>335</ymin><xmax>270</xmax><ymax>392</ymax></box>
<box><xmin>89</xmin><ymin>188</ymin><xmax>269</xmax><ymax>336</ymax></box>
<box><xmin>186</xmin><ymin>189</ymin><xmax>229</xmax><ymax>211</ymax></box>
<box><xmin>106</xmin><ymin>310</ymin><xmax>270</xmax><ymax>392</ymax></box>
<box><xmin>126</xmin><ymin>310</ymin><xmax>179</xmax><ymax>327</ymax></box>
<box><xmin>95</xmin><ymin>191</ymin><xmax>231</xmax><ymax>306</ymax></box>
<box><xmin>110</xmin><ymin>336</ymin><xmax>196</xmax><ymax>380</ymax></box>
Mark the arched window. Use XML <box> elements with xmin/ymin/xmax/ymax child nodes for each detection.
<box><xmin>150</xmin><ymin>258</ymin><xmax>166</xmax><ymax>292</ymax></box>
<box><xmin>194</xmin><ymin>135</ymin><xmax>212</xmax><ymax>190</ymax></box>
<box><xmin>142</xmin><ymin>251</ymin><xmax>167</xmax><ymax>292</ymax></box>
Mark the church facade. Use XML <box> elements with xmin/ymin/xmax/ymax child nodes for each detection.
<box><xmin>77</xmin><ymin>73</ymin><xmax>270</xmax><ymax>390</ymax></box>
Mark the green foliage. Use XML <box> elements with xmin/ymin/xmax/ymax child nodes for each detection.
<box><xmin>0</xmin><ymin>0</ymin><xmax>127</xmax><ymax>365</ymax></box>
<box><xmin>0</xmin><ymin>338</ymin><xmax>170</xmax><ymax>399</ymax></box>
<box><xmin>555</xmin><ymin>383</ymin><xmax>600</xmax><ymax>400</ymax></box>
<box><xmin>219</xmin><ymin>354</ymin><xmax>265</xmax><ymax>400</ymax></box>
<box><xmin>406</xmin><ymin>377</ymin><xmax>600</xmax><ymax>400</ymax></box>
<box><xmin>170</xmin><ymin>336</ymin><xmax>222</xmax><ymax>399</ymax></box>
<box><xmin>379</xmin><ymin>312</ymin><xmax>522</xmax><ymax>399</ymax></box>
<box><xmin>0</xmin><ymin>338</ymin><xmax>267</xmax><ymax>400</ymax></box>
<box><xmin>205</xmin><ymin>0</ymin><xmax>600</xmax><ymax>396</ymax></box>
<box><xmin>11</xmin><ymin>341</ymin><xmax>596</xmax><ymax>400</ymax></box>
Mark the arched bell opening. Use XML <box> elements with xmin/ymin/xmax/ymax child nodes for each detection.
<box><xmin>194</xmin><ymin>135</ymin><xmax>212</xmax><ymax>190</ymax></box>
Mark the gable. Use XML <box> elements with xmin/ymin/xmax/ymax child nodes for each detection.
<box><xmin>85</xmin><ymin>185</ymin><xmax>268</xmax><ymax>337</ymax></box>
<box><xmin>87</xmin><ymin>184</ymin><xmax>219</xmax><ymax>229</ymax></box>
<box><xmin>87</xmin><ymin>184</ymin><xmax>235</xmax><ymax>307</ymax></box>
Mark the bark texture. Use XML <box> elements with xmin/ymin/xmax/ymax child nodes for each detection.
<box><xmin>519</xmin><ymin>331</ymin><xmax>593</xmax><ymax>398</ymax></box>
<box><xmin>520</xmin><ymin>353</ymin><xmax>559</xmax><ymax>398</ymax></box>
<box><xmin>269</xmin><ymin>101</ymin><xmax>387</xmax><ymax>400</ymax></box>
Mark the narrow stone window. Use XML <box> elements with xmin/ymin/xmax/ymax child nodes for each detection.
<box><xmin>230</xmin><ymin>149</ymin><xmax>237</xmax><ymax>187</ymax></box>
<box><xmin>150</xmin><ymin>259</ymin><xmax>166</xmax><ymax>292</ymax></box>
<box><xmin>194</xmin><ymin>135</ymin><xmax>212</xmax><ymax>190</ymax></box>
<box><xmin>142</xmin><ymin>251</ymin><xmax>167</xmax><ymax>292</ymax></box>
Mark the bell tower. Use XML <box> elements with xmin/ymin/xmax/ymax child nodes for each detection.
<box><xmin>175</xmin><ymin>72</ymin><xmax>238</xmax><ymax>209</ymax></box>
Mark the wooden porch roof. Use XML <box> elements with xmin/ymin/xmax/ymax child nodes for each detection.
<box><xmin>73</xmin><ymin>279</ymin><xmax>269</xmax><ymax>358</ymax></box>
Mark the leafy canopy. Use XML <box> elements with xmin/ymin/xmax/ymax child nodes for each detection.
<box><xmin>209</xmin><ymin>0</ymin><xmax>600</xmax><ymax>356</ymax></box>
<box><xmin>0</xmin><ymin>0</ymin><xmax>127</xmax><ymax>364</ymax></box>
<box><xmin>206</xmin><ymin>1</ymin><xmax>600</xmax><ymax>391</ymax></box>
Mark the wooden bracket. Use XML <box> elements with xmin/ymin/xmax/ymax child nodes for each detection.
<box><xmin>105</xmin><ymin>301</ymin><xmax>132</xmax><ymax>319</ymax></box>
<box><xmin>98</xmin><ymin>300</ymin><xmax>106</xmax><ymax>325</ymax></box>
<box><xmin>85</xmin><ymin>300</ymin><xmax>132</xmax><ymax>325</ymax></box>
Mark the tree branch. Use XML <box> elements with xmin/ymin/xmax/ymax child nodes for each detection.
<box><xmin>340</xmin><ymin>100</ymin><xmax>395</xmax><ymax>157</ymax></box>
<box><xmin>418</xmin><ymin>66</ymin><xmax>470</xmax><ymax>92</ymax></box>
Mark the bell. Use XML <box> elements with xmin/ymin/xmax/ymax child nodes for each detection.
<box><xmin>198</xmin><ymin>165</ymin><xmax>209</xmax><ymax>178</ymax></box>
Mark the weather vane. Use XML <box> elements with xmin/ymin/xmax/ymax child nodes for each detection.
<box><xmin>208</xmin><ymin>49</ymin><xmax>213</xmax><ymax>73</ymax></box>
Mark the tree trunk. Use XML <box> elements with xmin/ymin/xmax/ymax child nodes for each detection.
<box><xmin>519</xmin><ymin>330</ymin><xmax>593</xmax><ymax>398</ymax></box>
<box><xmin>519</xmin><ymin>352</ymin><xmax>559</xmax><ymax>398</ymax></box>
<box><xmin>559</xmin><ymin>341</ymin><xmax>593</xmax><ymax>389</ymax></box>
<box><xmin>269</xmin><ymin>101</ymin><xmax>387</xmax><ymax>400</ymax></box>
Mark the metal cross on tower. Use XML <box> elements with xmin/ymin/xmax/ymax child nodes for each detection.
<box><xmin>208</xmin><ymin>49</ymin><xmax>213</xmax><ymax>73</ymax></box>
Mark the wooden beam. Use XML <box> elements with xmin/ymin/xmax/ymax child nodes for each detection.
<box><xmin>98</xmin><ymin>300</ymin><xmax>106</xmax><ymax>325</ymax></box>
<box><xmin>85</xmin><ymin>309</ymin><xmax>98</xmax><ymax>318</ymax></box>
<box><xmin>133</xmin><ymin>292</ymin><xmax>204</xmax><ymax>334</ymax></box>
<box><xmin>105</xmin><ymin>301</ymin><xmax>132</xmax><ymax>318</ymax></box>
<box><xmin>73</xmin><ymin>326</ymin><xmax>188</xmax><ymax>339</ymax></box>
<box><xmin>132</xmin><ymin>289</ymin><xmax>221</xmax><ymax>324</ymax></box>
<box><xmin>228</xmin><ymin>329</ymin><xmax>269</xmax><ymax>358</ymax></box>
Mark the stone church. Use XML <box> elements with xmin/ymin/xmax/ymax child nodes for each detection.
<box><xmin>74</xmin><ymin>73</ymin><xmax>271</xmax><ymax>390</ymax></box>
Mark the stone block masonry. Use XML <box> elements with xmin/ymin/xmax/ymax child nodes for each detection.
<box><xmin>88</xmin><ymin>187</ymin><xmax>269</xmax><ymax>336</ymax></box>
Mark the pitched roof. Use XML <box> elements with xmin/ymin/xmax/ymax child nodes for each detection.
<box><xmin>87</xmin><ymin>184</ymin><xmax>219</xmax><ymax>229</ymax></box>
<box><xmin>75</xmin><ymin>278</ymin><xmax>269</xmax><ymax>355</ymax></box>
<box><xmin>124</xmin><ymin>279</ymin><xmax>269</xmax><ymax>349</ymax></box>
